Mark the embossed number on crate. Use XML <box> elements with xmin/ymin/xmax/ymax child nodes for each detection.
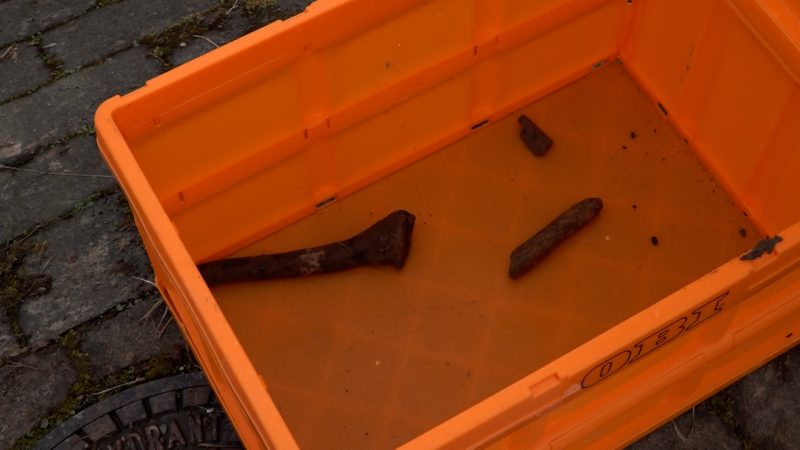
<box><xmin>582</xmin><ymin>291</ymin><xmax>729</xmax><ymax>388</ymax></box>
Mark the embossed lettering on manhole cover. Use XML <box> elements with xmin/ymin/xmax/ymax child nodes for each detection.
<box><xmin>36</xmin><ymin>372</ymin><xmax>242</xmax><ymax>450</ymax></box>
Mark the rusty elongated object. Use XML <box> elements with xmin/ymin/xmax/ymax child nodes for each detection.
<box><xmin>518</xmin><ymin>114</ymin><xmax>553</xmax><ymax>156</ymax></box>
<box><xmin>198</xmin><ymin>210</ymin><xmax>416</xmax><ymax>286</ymax></box>
<box><xmin>509</xmin><ymin>198</ymin><xmax>603</xmax><ymax>279</ymax></box>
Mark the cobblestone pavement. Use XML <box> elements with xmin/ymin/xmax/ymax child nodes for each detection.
<box><xmin>0</xmin><ymin>1</ymin><xmax>797</xmax><ymax>449</ymax></box>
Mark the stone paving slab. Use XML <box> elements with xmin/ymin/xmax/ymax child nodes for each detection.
<box><xmin>0</xmin><ymin>0</ymin><xmax>95</xmax><ymax>48</ymax></box>
<box><xmin>0</xmin><ymin>347</ymin><xmax>76</xmax><ymax>449</ymax></box>
<box><xmin>80</xmin><ymin>296</ymin><xmax>184</xmax><ymax>377</ymax></box>
<box><xmin>731</xmin><ymin>347</ymin><xmax>800</xmax><ymax>448</ymax></box>
<box><xmin>18</xmin><ymin>192</ymin><xmax>153</xmax><ymax>351</ymax></box>
<box><xmin>0</xmin><ymin>43</ymin><xmax>50</xmax><ymax>104</ymax></box>
<box><xmin>0</xmin><ymin>135</ymin><xmax>117</xmax><ymax>243</ymax></box>
<box><xmin>42</xmin><ymin>0</ymin><xmax>218</xmax><ymax>70</ymax></box>
<box><xmin>630</xmin><ymin>343</ymin><xmax>800</xmax><ymax>449</ymax></box>
<box><xmin>0</xmin><ymin>47</ymin><xmax>161</xmax><ymax>159</ymax></box>
<box><xmin>628</xmin><ymin>403</ymin><xmax>743</xmax><ymax>450</ymax></box>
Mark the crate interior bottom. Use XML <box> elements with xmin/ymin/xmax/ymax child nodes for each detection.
<box><xmin>211</xmin><ymin>64</ymin><xmax>760</xmax><ymax>449</ymax></box>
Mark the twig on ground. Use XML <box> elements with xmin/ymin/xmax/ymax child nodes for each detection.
<box><xmin>91</xmin><ymin>377</ymin><xmax>145</xmax><ymax>397</ymax></box>
<box><xmin>192</xmin><ymin>34</ymin><xmax>220</xmax><ymax>48</ymax></box>
<box><xmin>226</xmin><ymin>0</ymin><xmax>239</xmax><ymax>15</ymax></box>
<box><xmin>6</xmin><ymin>360</ymin><xmax>38</xmax><ymax>370</ymax></box>
<box><xmin>41</xmin><ymin>43</ymin><xmax>57</xmax><ymax>49</ymax></box>
<box><xmin>0</xmin><ymin>163</ymin><xmax>114</xmax><ymax>178</ymax></box>
<box><xmin>130</xmin><ymin>275</ymin><xmax>157</xmax><ymax>289</ymax></box>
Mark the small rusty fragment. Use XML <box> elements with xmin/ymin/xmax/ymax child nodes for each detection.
<box><xmin>740</xmin><ymin>235</ymin><xmax>783</xmax><ymax>261</ymax></box>
<box><xmin>518</xmin><ymin>114</ymin><xmax>553</xmax><ymax>156</ymax></box>
<box><xmin>509</xmin><ymin>198</ymin><xmax>603</xmax><ymax>279</ymax></box>
<box><xmin>199</xmin><ymin>210</ymin><xmax>416</xmax><ymax>285</ymax></box>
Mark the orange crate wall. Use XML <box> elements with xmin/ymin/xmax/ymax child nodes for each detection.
<box><xmin>621</xmin><ymin>0</ymin><xmax>800</xmax><ymax>234</ymax></box>
<box><xmin>94</xmin><ymin>1</ymin><xmax>800</xmax><ymax>448</ymax></box>
<box><xmin>118</xmin><ymin>0</ymin><xmax>629</xmax><ymax>262</ymax></box>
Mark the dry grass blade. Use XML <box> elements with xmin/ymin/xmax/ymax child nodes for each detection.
<box><xmin>40</xmin><ymin>257</ymin><xmax>54</xmax><ymax>273</ymax></box>
<box><xmin>0</xmin><ymin>45</ymin><xmax>16</xmax><ymax>60</ymax></box>
<box><xmin>130</xmin><ymin>275</ymin><xmax>158</xmax><ymax>288</ymax></box>
<box><xmin>91</xmin><ymin>377</ymin><xmax>145</xmax><ymax>397</ymax></box>
<box><xmin>139</xmin><ymin>298</ymin><xmax>164</xmax><ymax>322</ymax></box>
<box><xmin>154</xmin><ymin>305</ymin><xmax>169</xmax><ymax>335</ymax></box>
<box><xmin>157</xmin><ymin>316</ymin><xmax>174</xmax><ymax>339</ymax></box>
<box><xmin>17</xmin><ymin>224</ymin><xmax>43</xmax><ymax>243</ymax></box>
<box><xmin>671</xmin><ymin>406</ymin><xmax>696</xmax><ymax>442</ymax></box>
<box><xmin>193</xmin><ymin>34</ymin><xmax>220</xmax><ymax>48</ymax></box>
<box><xmin>131</xmin><ymin>276</ymin><xmax>164</xmax><ymax>322</ymax></box>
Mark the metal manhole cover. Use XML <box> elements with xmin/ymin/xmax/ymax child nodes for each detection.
<box><xmin>35</xmin><ymin>372</ymin><xmax>242</xmax><ymax>450</ymax></box>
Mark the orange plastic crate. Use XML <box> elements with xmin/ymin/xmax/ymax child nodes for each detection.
<box><xmin>95</xmin><ymin>0</ymin><xmax>800</xmax><ymax>448</ymax></box>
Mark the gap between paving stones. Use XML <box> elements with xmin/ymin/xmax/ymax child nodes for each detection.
<box><xmin>41</xmin><ymin>0</ymin><xmax>223</xmax><ymax>71</ymax></box>
<box><xmin>8</xmin><ymin>342</ymin><xmax>197</xmax><ymax>450</ymax></box>
<box><xmin>0</xmin><ymin>0</ymin><xmax>227</xmax><ymax>108</ymax></box>
<box><xmin>0</xmin><ymin>186</ymin><xmax>123</xmax><ymax>354</ymax></box>
<box><xmin>17</xmin><ymin>193</ymin><xmax>157</xmax><ymax>351</ymax></box>
<box><xmin>2</xmin><ymin>271</ymin><xmax>186</xmax><ymax>448</ymax></box>
<box><xmin>0</xmin><ymin>0</ymin><xmax>304</xmax><ymax>108</ymax></box>
<box><xmin>0</xmin><ymin>134</ymin><xmax>118</xmax><ymax>243</ymax></box>
<box><xmin>0</xmin><ymin>1</ymin><xmax>109</xmax><ymax>50</ymax></box>
<box><xmin>0</xmin><ymin>2</ymin><xmax>311</xmax><ymax>449</ymax></box>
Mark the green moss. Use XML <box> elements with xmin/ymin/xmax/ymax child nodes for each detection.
<box><xmin>242</xmin><ymin>0</ymin><xmax>278</xmax><ymax>14</ymax></box>
<box><xmin>70</xmin><ymin>188</ymin><xmax>116</xmax><ymax>214</ymax></box>
<box><xmin>0</xmin><ymin>278</ymin><xmax>24</xmax><ymax>344</ymax></box>
<box><xmin>710</xmin><ymin>393</ymin><xmax>736</xmax><ymax>429</ymax></box>
<box><xmin>29</xmin><ymin>30</ymin><xmax>66</xmax><ymax>80</ymax></box>
<box><xmin>11</xmin><ymin>385</ymin><xmax>90</xmax><ymax>449</ymax></box>
<box><xmin>149</xmin><ymin>46</ymin><xmax>166</xmax><ymax>61</ymax></box>
<box><xmin>240</xmin><ymin>0</ymin><xmax>296</xmax><ymax>29</ymax></box>
<box><xmin>11</xmin><ymin>344</ymin><xmax>196</xmax><ymax>450</ymax></box>
<box><xmin>141</xmin><ymin>13</ymin><xmax>214</xmax><ymax>67</ymax></box>
<box><xmin>707</xmin><ymin>391</ymin><xmax>762</xmax><ymax>449</ymax></box>
<box><xmin>0</xmin><ymin>243</ymin><xmax>35</xmax><ymax>348</ymax></box>
<box><xmin>143</xmin><ymin>353</ymin><xmax>182</xmax><ymax>379</ymax></box>
<box><xmin>78</xmin><ymin>124</ymin><xmax>96</xmax><ymax>136</ymax></box>
<box><xmin>58</xmin><ymin>331</ymin><xmax>93</xmax><ymax>393</ymax></box>
<box><xmin>42</xmin><ymin>55</ymin><xmax>63</xmax><ymax>74</ymax></box>
<box><xmin>29</xmin><ymin>34</ymin><xmax>42</xmax><ymax>47</ymax></box>
<box><xmin>10</xmin><ymin>332</ymin><xmax>92</xmax><ymax>450</ymax></box>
